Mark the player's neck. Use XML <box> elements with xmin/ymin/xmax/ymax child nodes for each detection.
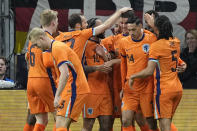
<box><xmin>0</xmin><ymin>74</ymin><xmax>5</xmax><ymax>80</ymax></box>
<box><xmin>42</xmin><ymin>27</ymin><xmax>53</xmax><ymax>36</ymax></box>
<box><xmin>74</xmin><ymin>27</ymin><xmax>81</xmax><ymax>31</ymax></box>
<box><xmin>133</xmin><ymin>30</ymin><xmax>144</xmax><ymax>41</ymax></box>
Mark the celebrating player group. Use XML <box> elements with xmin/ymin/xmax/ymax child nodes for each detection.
<box><xmin>23</xmin><ymin>6</ymin><xmax>187</xmax><ymax>131</ymax></box>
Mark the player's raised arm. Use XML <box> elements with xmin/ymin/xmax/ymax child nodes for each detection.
<box><xmin>94</xmin><ymin>7</ymin><xmax>133</xmax><ymax>36</ymax></box>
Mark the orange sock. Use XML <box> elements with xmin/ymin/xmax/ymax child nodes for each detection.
<box><xmin>133</xmin><ymin>126</ymin><xmax>136</xmax><ymax>131</ymax></box>
<box><xmin>23</xmin><ymin>123</ymin><xmax>34</xmax><ymax>131</ymax></box>
<box><xmin>33</xmin><ymin>124</ymin><xmax>45</xmax><ymax>131</ymax></box>
<box><xmin>171</xmin><ymin>123</ymin><xmax>178</xmax><ymax>131</ymax></box>
<box><xmin>140</xmin><ymin>124</ymin><xmax>149</xmax><ymax>131</ymax></box>
<box><xmin>53</xmin><ymin>124</ymin><xmax>56</xmax><ymax>131</ymax></box>
<box><xmin>122</xmin><ymin>126</ymin><xmax>136</xmax><ymax>131</ymax></box>
<box><xmin>56</xmin><ymin>127</ymin><xmax>68</xmax><ymax>131</ymax></box>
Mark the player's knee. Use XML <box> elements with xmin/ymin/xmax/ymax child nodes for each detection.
<box><xmin>82</xmin><ymin>118</ymin><xmax>95</xmax><ymax>131</ymax></box>
<box><xmin>122</xmin><ymin>117</ymin><xmax>131</xmax><ymax>127</ymax></box>
<box><xmin>135</xmin><ymin>114</ymin><xmax>146</xmax><ymax>126</ymax></box>
<box><xmin>100</xmin><ymin>124</ymin><xmax>110</xmax><ymax>131</ymax></box>
<box><xmin>27</xmin><ymin>114</ymin><xmax>36</xmax><ymax>125</ymax></box>
<box><xmin>146</xmin><ymin>117</ymin><xmax>158</xmax><ymax>130</ymax></box>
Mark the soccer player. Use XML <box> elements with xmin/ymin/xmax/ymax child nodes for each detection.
<box><xmin>82</xmin><ymin>18</ymin><xmax>120</xmax><ymax>131</ymax></box>
<box><xmin>28</xmin><ymin>27</ymin><xmax>90</xmax><ymax>131</ymax></box>
<box><xmin>119</xmin><ymin>16</ymin><xmax>158</xmax><ymax>131</ymax></box>
<box><xmin>101</xmin><ymin>10</ymin><xmax>150</xmax><ymax>131</ymax></box>
<box><xmin>55</xmin><ymin>7</ymin><xmax>133</xmax><ymax>62</ymax></box>
<box><xmin>129</xmin><ymin>15</ymin><xmax>183</xmax><ymax>131</ymax></box>
<box><xmin>144</xmin><ymin>10</ymin><xmax>184</xmax><ymax>131</ymax></box>
<box><xmin>24</xmin><ymin>9</ymin><xmax>58</xmax><ymax>131</ymax></box>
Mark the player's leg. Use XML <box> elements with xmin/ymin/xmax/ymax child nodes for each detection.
<box><xmin>134</xmin><ymin>111</ymin><xmax>149</xmax><ymax>131</ymax></box>
<box><xmin>27</xmin><ymin>78</ymin><xmax>55</xmax><ymax>131</ymax></box>
<box><xmin>82</xmin><ymin>118</ymin><xmax>96</xmax><ymax>131</ymax></box>
<box><xmin>171</xmin><ymin>123</ymin><xmax>178</xmax><ymax>131</ymax></box>
<box><xmin>23</xmin><ymin>108</ymin><xmax>36</xmax><ymax>131</ymax></box>
<box><xmin>121</xmin><ymin>92</ymin><xmax>139</xmax><ymax>131</ymax></box>
<box><xmin>82</xmin><ymin>94</ymin><xmax>100</xmax><ymax>131</ymax></box>
<box><xmin>56</xmin><ymin>94</ymin><xmax>88</xmax><ymax>130</ymax></box>
<box><xmin>33</xmin><ymin>113</ymin><xmax>48</xmax><ymax>131</ymax></box>
<box><xmin>122</xmin><ymin>110</ymin><xmax>135</xmax><ymax>131</ymax></box>
<box><xmin>159</xmin><ymin>118</ymin><xmax>171</xmax><ymax>131</ymax></box>
<box><xmin>140</xmin><ymin>93</ymin><xmax>159</xmax><ymax>131</ymax></box>
<box><xmin>98</xmin><ymin>94</ymin><xmax>113</xmax><ymax>131</ymax></box>
<box><xmin>98</xmin><ymin>115</ymin><xmax>113</xmax><ymax>131</ymax></box>
<box><xmin>155</xmin><ymin>92</ymin><xmax>182</xmax><ymax>131</ymax></box>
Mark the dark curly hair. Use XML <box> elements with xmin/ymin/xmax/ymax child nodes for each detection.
<box><xmin>155</xmin><ymin>15</ymin><xmax>173</xmax><ymax>40</ymax></box>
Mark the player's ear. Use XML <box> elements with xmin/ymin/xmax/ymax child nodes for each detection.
<box><xmin>75</xmin><ymin>23</ymin><xmax>81</xmax><ymax>29</ymax></box>
<box><xmin>139</xmin><ymin>23</ymin><xmax>143</xmax><ymax>28</ymax></box>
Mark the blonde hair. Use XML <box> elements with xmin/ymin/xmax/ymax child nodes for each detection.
<box><xmin>28</xmin><ymin>27</ymin><xmax>46</xmax><ymax>42</ymax></box>
<box><xmin>40</xmin><ymin>9</ymin><xmax>58</xmax><ymax>27</ymax></box>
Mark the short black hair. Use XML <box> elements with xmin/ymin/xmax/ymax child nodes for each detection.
<box><xmin>68</xmin><ymin>13</ymin><xmax>82</xmax><ymax>29</ymax></box>
<box><xmin>145</xmin><ymin>10</ymin><xmax>159</xmax><ymax>19</ymax></box>
<box><xmin>87</xmin><ymin>18</ymin><xmax>98</xmax><ymax>28</ymax></box>
<box><xmin>155</xmin><ymin>15</ymin><xmax>173</xmax><ymax>40</ymax></box>
<box><xmin>121</xmin><ymin>10</ymin><xmax>135</xmax><ymax>19</ymax></box>
<box><xmin>126</xmin><ymin>16</ymin><xmax>142</xmax><ymax>25</ymax></box>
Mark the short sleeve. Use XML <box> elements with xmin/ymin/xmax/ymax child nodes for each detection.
<box><xmin>149</xmin><ymin>42</ymin><xmax>160</xmax><ymax>62</ymax></box>
<box><xmin>81</xmin><ymin>28</ymin><xmax>93</xmax><ymax>39</ymax></box>
<box><xmin>52</xmin><ymin>45</ymin><xmax>69</xmax><ymax>67</ymax></box>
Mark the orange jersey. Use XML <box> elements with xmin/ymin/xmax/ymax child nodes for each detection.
<box><xmin>85</xmin><ymin>40</ymin><xmax>110</xmax><ymax>94</ymax></box>
<box><xmin>101</xmin><ymin>35</ymin><xmax>115</xmax><ymax>53</ymax></box>
<box><xmin>26</xmin><ymin>42</ymin><xmax>49</xmax><ymax>78</ymax></box>
<box><xmin>55</xmin><ymin>28</ymin><xmax>94</xmax><ymax>61</ymax></box>
<box><xmin>149</xmin><ymin>37</ymin><xmax>183</xmax><ymax>94</ymax></box>
<box><xmin>51</xmin><ymin>41</ymin><xmax>90</xmax><ymax>95</ymax></box>
<box><xmin>119</xmin><ymin>32</ymin><xmax>157</xmax><ymax>93</ymax></box>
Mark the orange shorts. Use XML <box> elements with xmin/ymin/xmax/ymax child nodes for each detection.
<box><xmin>154</xmin><ymin>91</ymin><xmax>182</xmax><ymax>119</ymax></box>
<box><xmin>56</xmin><ymin>94</ymin><xmax>88</xmax><ymax>121</ymax></box>
<box><xmin>27</xmin><ymin>77</ymin><xmax>54</xmax><ymax>114</ymax></box>
<box><xmin>82</xmin><ymin>94</ymin><xmax>113</xmax><ymax>118</ymax></box>
<box><xmin>121</xmin><ymin>91</ymin><xmax>154</xmax><ymax>117</ymax></box>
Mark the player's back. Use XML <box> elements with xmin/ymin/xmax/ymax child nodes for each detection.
<box><xmin>51</xmin><ymin>41</ymin><xmax>90</xmax><ymax>96</ymax></box>
<box><xmin>55</xmin><ymin>28</ymin><xmax>93</xmax><ymax>61</ymax></box>
<box><xmin>149</xmin><ymin>37</ymin><xmax>182</xmax><ymax>94</ymax></box>
<box><xmin>27</xmin><ymin>42</ymin><xmax>48</xmax><ymax>78</ymax></box>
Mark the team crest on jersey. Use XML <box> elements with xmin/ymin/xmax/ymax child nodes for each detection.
<box><xmin>87</xmin><ymin>108</ymin><xmax>93</xmax><ymax>115</ymax></box>
<box><xmin>142</xmin><ymin>44</ymin><xmax>150</xmax><ymax>53</ymax></box>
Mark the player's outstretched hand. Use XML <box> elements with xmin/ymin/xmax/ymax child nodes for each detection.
<box><xmin>54</xmin><ymin>95</ymin><xmax>61</xmax><ymax>108</ymax></box>
<box><xmin>119</xmin><ymin>7</ymin><xmax>133</xmax><ymax>14</ymax></box>
<box><xmin>96</xmin><ymin>64</ymin><xmax>112</xmax><ymax>73</ymax></box>
<box><xmin>144</xmin><ymin>13</ymin><xmax>154</xmax><ymax>28</ymax></box>
<box><xmin>177</xmin><ymin>62</ymin><xmax>187</xmax><ymax>73</ymax></box>
<box><xmin>129</xmin><ymin>77</ymin><xmax>134</xmax><ymax>90</ymax></box>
